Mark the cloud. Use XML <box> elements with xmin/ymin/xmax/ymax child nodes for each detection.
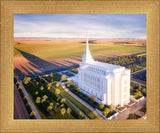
<box><xmin>14</xmin><ymin>14</ymin><xmax>146</xmax><ymax>39</ymax></box>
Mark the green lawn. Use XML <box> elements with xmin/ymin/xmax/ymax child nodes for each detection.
<box><xmin>23</xmin><ymin>78</ymin><xmax>83</xmax><ymax>119</ymax></box>
<box><xmin>14</xmin><ymin>43</ymin><xmax>146</xmax><ymax>59</ymax></box>
<box><xmin>43</xmin><ymin>74</ymin><xmax>97</xmax><ymax>119</ymax></box>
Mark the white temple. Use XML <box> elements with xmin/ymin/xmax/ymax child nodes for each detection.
<box><xmin>72</xmin><ymin>36</ymin><xmax>130</xmax><ymax>107</ymax></box>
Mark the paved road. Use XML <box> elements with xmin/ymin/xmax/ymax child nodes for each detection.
<box><xmin>115</xmin><ymin>97</ymin><xmax>146</xmax><ymax>119</ymax></box>
<box><xmin>41</xmin><ymin>78</ymin><xmax>88</xmax><ymax>119</ymax></box>
<box><xmin>61</xmin><ymin>83</ymin><xmax>104</xmax><ymax>119</ymax></box>
<box><xmin>14</xmin><ymin>85</ymin><xmax>29</xmax><ymax>119</ymax></box>
<box><xmin>131</xmin><ymin>68</ymin><xmax>146</xmax><ymax>86</ymax></box>
<box><xmin>132</xmin><ymin>68</ymin><xmax>146</xmax><ymax>75</ymax></box>
<box><xmin>20</xmin><ymin>82</ymin><xmax>41</xmax><ymax>119</ymax></box>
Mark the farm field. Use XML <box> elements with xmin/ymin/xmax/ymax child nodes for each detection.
<box><xmin>14</xmin><ymin>39</ymin><xmax>146</xmax><ymax>77</ymax></box>
<box><xmin>14</xmin><ymin>39</ymin><xmax>146</xmax><ymax>59</ymax></box>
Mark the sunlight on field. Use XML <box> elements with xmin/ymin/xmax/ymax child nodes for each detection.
<box><xmin>14</xmin><ymin>43</ymin><xmax>146</xmax><ymax>59</ymax></box>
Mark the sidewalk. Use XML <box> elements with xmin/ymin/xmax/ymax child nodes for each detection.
<box><xmin>20</xmin><ymin>81</ymin><xmax>41</xmax><ymax>119</ymax></box>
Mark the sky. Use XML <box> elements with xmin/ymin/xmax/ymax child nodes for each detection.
<box><xmin>14</xmin><ymin>14</ymin><xmax>146</xmax><ymax>39</ymax></box>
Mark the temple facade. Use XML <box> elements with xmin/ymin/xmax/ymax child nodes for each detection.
<box><xmin>74</xmin><ymin>36</ymin><xmax>130</xmax><ymax>107</ymax></box>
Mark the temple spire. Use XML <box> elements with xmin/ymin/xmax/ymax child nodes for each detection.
<box><xmin>82</xmin><ymin>32</ymin><xmax>94</xmax><ymax>64</ymax></box>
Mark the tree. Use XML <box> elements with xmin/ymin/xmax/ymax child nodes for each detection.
<box><xmin>42</xmin><ymin>95</ymin><xmax>48</xmax><ymax>100</ymax></box>
<box><xmin>99</xmin><ymin>103</ymin><xmax>104</xmax><ymax>110</ymax></box>
<box><xmin>50</xmin><ymin>102</ymin><xmax>53</xmax><ymax>107</ymax></box>
<box><xmin>60</xmin><ymin>104</ymin><xmax>64</xmax><ymax>107</ymax></box>
<box><xmin>30</xmin><ymin>111</ymin><xmax>36</xmax><ymax>118</ymax></box>
<box><xmin>41</xmin><ymin>98</ymin><xmax>47</xmax><ymax>103</ymax></box>
<box><xmin>108</xmin><ymin>105</ymin><xmax>113</xmax><ymax>112</ymax></box>
<box><xmin>26</xmin><ymin>102</ymin><xmax>31</xmax><ymax>107</ymax></box>
<box><xmin>16</xmin><ymin>81</ymin><xmax>20</xmax><ymax>87</ymax></box>
<box><xmin>79</xmin><ymin>112</ymin><xmax>83</xmax><ymax>117</ymax></box>
<box><xmin>128</xmin><ymin>113</ymin><xmax>137</xmax><ymax>119</ymax></box>
<box><xmin>56</xmin><ymin>82</ymin><xmax>60</xmax><ymax>88</ymax></box>
<box><xmin>67</xmin><ymin>107</ymin><xmax>71</xmax><ymax>115</ymax></box>
<box><xmin>35</xmin><ymin>91</ymin><xmax>39</xmax><ymax>95</ymax></box>
<box><xmin>36</xmin><ymin>97</ymin><xmax>41</xmax><ymax>104</ymax></box>
<box><xmin>55</xmin><ymin>89</ymin><xmax>60</xmax><ymax>96</ymax></box>
<box><xmin>60</xmin><ymin>108</ymin><xmax>66</xmax><ymax>116</ymax></box>
<box><xmin>47</xmin><ymin>83</ymin><xmax>51</xmax><ymax>90</ymax></box>
<box><xmin>40</xmin><ymin>86</ymin><xmax>44</xmax><ymax>91</ymax></box>
<box><xmin>23</xmin><ymin>77</ymin><xmax>31</xmax><ymax>84</ymax></box>
<box><xmin>61</xmin><ymin>75</ymin><xmax>66</xmax><ymax>81</ymax></box>
<box><xmin>60</xmin><ymin>98</ymin><xmax>66</xmax><ymax>103</ymax></box>
<box><xmin>50</xmin><ymin>72</ymin><xmax>53</xmax><ymax>77</ymax></box>
<box><xmin>23</xmin><ymin>96</ymin><xmax>28</xmax><ymax>100</ymax></box>
<box><xmin>56</xmin><ymin>102</ymin><xmax>60</xmax><ymax>107</ymax></box>
<box><xmin>47</xmin><ymin>105</ymin><xmax>53</xmax><ymax>113</ymax></box>
<box><xmin>18</xmin><ymin>85</ymin><xmax>22</xmax><ymax>90</ymax></box>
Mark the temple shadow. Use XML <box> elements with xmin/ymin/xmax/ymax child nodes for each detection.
<box><xmin>15</xmin><ymin>48</ymin><xmax>55</xmax><ymax>68</ymax></box>
<box><xmin>14</xmin><ymin>48</ymin><xmax>81</xmax><ymax>79</ymax></box>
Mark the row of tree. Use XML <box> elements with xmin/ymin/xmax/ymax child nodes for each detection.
<box><xmin>102</xmin><ymin>54</ymin><xmax>146</xmax><ymax>66</ymax></box>
<box><xmin>16</xmin><ymin>81</ymin><xmax>36</xmax><ymax>119</ymax></box>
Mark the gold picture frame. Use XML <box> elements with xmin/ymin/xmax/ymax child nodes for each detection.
<box><xmin>0</xmin><ymin>0</ymin><xmax>159</xmax><ymax>132</ymax></box>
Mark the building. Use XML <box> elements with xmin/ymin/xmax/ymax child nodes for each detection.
<box><xmin>72</xmin><ymin>36</ymin><xmax>130</xmax><ymax>107</ymax></box>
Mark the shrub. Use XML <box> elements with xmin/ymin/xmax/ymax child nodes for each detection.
<box><xmin>90</xmin><ymin>95</ymin><xmax>97</xmax><ymax>102</ymax></box>
<box><xmin>108</xmin><ymin>105</ymin><xmax>113</xmax><ymax>111</ymax></box>
<box><xmin>134</xmin><ymin>90</ymin><xmax>142</xmax><ymax>99</ymax></box>
<box><xmin>88</xmin><ymin>112</ymin><xmax>96</xmax><ymax>119</ymax></box>
<box><xmin>128</xmin><ymin>113</ymin><xmax>137</xmax><ymax>119</ymax></box>
<box><xmin>99</xmin><ymin>103</ymin><xmax>104</xmax><ymax>110</ymax></box>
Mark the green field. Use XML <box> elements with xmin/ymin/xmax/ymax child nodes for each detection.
<box><xmin>14</xmin><ymin>43</ymin><xmax>146</xmax><ymax>59</ymax></box>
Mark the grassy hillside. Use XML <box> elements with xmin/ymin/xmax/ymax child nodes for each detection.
<box><xmin>14</xmin><ymin>43</ymin><xmax>146</xmax><ymax>59</ymax></box>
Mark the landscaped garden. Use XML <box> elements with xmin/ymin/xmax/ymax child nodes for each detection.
<box><xmin>66</xmin><ymin>81</ymin><xmax>98</xmax><ymax>108</ymax></box>
<box><xmin>22</xmin><ymin>76</ymin><xmax>84</xmax><ymax>119</ymax></box>
<box><xmin>66</xmin><ymin>80</ymin><xmax>117</xmax><ymax>118</ymax></box>
<box><xmin>42</xmin><ymin>73</ymin><xmax>98</xmax><ymax>119</ymax></box>
<box><xmin>130</xmin><ymin>82</ymin><xmax>146</xmax><ymax>99</ymax></box>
